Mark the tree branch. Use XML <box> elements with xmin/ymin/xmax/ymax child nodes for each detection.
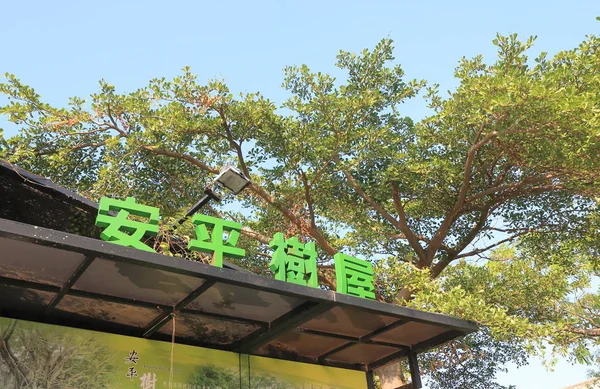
<box><xmin>141</xmin><ymin>145</ymin><xmax>219</xmax><ymax>174</ymax></box>
<box><xmin>216</xmin><ymin>106</ymin><xmax>251</xmax><ymax>177</ymax></box>
<box><xmin>430</xmin><ymin>226</ymin><xmax>538</xmax><ymax>277</ymax></box>
<box><xmin>455</xmin><ymin>231</ymin><xmax>529</xmax><ymax>259</ymax></box>
<box><xmin>426</xmin><ymin>129</ymin><xmax>499</xmax><ymax>264</ymax></box>
<box><xmin>334</xmin><ymin>156</ymin><xmax>404</xmax><ymax>229</ymax></box>
<box><xmin>240</xmin><ymin>226</ymin><xmax>271</xmax><ymax>245</ymax></box>
<box><xmin>34</xmin><ymin>141</ymin><xmax>108</xmax><ymax>156</ymax></box>
<box><xmin>0</xmin><ymin>321</ymin><xmax>30</xmax><ymax>387</ymax></box>
<box><xmin>566</xmin><ymin>326</ymin><xmax>600</xmax><ymax>337</ymax></box>
<box><xmin>205</xmin><ymin>205</ymin><xmax>272</xmax><ymax>245</ymax></box>
<box><xmin>465</xmin><ymin>174</ymin><xmax>558</xmax><ymax>204</ymax></box>
<box><xmin>451</xmin><ymin>206</ymin><xmax>493</xmax><ymax>256</ymax></box>
<box><xmin>216</xmin><ymin>108</ymin><xmax>338</xmax><ymax>254</ymax></box>
<box><xmin>299</xmin><ymin>170</ymin><xmax>317</xmax><ymax>229</ymax></box>
<box><xmin>213</xmin><ymin>107</ymin><xmax>340</xmax><ymax>253</ymax></box>
<box><xmin>248</xmin><ymin>183</ymin><xmax>337</xmax><ymax>255</ymax></box>
<box><xmin>391</xmin><ymin>181</ymin><xmax>427</xmax><ymax>263</ymax></box>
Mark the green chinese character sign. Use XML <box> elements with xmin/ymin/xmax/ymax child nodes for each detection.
<box><xmin>334</xmin><ymin>253</ymin><xmax>375</xmax><ymax>299</ymax></box>
<box><xmin>269</xmin><ymin>233</ymin><xmax>318</xmax><ymax>288</ymax></box>
<box><xmin>188</xmin><ymin>214</ymin><xmax>245</xmax><ymax>268</ymax></box>
<box><xmin>93</xmin><ymin>197</ymin><xmax>376</xmax><ymax>299</ymax></box>
<box><xmin>95</xmin><ymin>197</ymin><xmax>159</xmax><ymax>252</ymax></box>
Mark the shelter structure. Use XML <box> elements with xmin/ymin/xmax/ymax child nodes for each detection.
<box><xmin>0</xmin><ymin>160</ymin><xmax>478</xmax><ymax>388</ymax></box>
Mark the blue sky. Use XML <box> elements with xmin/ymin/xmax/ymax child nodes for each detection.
<box><xmin>1</xmin><ymin>1</ymin><xmax>599</xmax><ymax>387</ymax></box>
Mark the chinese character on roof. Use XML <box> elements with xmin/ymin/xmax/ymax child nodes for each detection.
<box><xmin>334</xmin><ymin>253</ymin><xmax>375</xmax><ymax>299</ymax></box>
<box><xmin>269</xmin><ymin>233</ymin><xmax>318</xmax><ymax>288</ymax></box>
<box><xmin>95</xmin><ymin>197</ymin><xmax>159</xmax><ymax>252</ymax></box>
<box><xmin>188</xmin><ymin>214</ymin><xmax>245</xmax><ymax>268</ymax></box>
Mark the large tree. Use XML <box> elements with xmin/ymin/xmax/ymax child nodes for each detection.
<box><xmin>1</xmin><ymin>31</ymin><xmax>600</xmax><ymax>387</ymax></box>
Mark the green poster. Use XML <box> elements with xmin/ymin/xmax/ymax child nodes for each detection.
<box><xmin>247</xmin><ymin>355</ymin><xmax>367</xmax><ymax>389</ymax></box>
<box><xmin>0</xmin><ymin>317</ymin><xmax>366</xmax><ymax>389</ymax></box>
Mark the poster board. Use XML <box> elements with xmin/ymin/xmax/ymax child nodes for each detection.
<box><xmin>0</xmin><ymin>316</ymin><xmax>367</xmax><ymax>389</ymax></box>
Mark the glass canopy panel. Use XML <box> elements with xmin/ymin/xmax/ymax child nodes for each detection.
<box><xmin>0</xmin><ymin>237</ymin><xmax>85</xmax><ymax>286</ymax></box>
<box><xmin>186</xmin><ymin>282</ymin><xmax>304</xmax><ymax>322</ymax></box>
<box><xmin>257</xmin><ymin>330</ymin><xmax>349</xmax><ymax>359</ymax></box>
<box><xmin>325</xmin><ymin>343</ymin><xmax>399</xmax><ymax>365</ymax></box>
<box><xmin>370</xmin><ymin>321</ymin><xmax>450</xmax><ymax>346</ymax></box>
<box><xmin>72</xmin><ymin>258</ymin><xmax>206</xmax><ymax>306</ymax></box>
<box><xmin>300</xmin><ymin>306</ymin><xmax>397</xmax><ymax>338</ymax></box>
<box><xmin>0</xmin><ymin>284</ymin><xmax>55</xmax><ymax>311</ymax></box>
<box><xmin>56</xmin><ymin>295</ymin><xmax>162</xmax><ymax>328</ymax></box>
<box><xmin>157</xmin><ymin>312</ymin><xmax>261</xmax><ymax>345</ymax></box>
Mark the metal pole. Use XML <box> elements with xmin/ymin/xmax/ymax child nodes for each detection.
<box><xmin>365</xmin><ymin>371</ymin><xmax>376</xmax><ymax>389</ymax></box>
<box><xmin>175</xmin><ymin>188</ymin><xmax>221</xmax><ymax>226</ymax></box>
<box><xmin>408</xmin><ymin>350</ymin><xmax>422</xmax><ymax>389</ymax></box>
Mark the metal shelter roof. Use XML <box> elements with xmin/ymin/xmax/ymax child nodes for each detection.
<box><xmin>0</xmin><ymin>218</ymin><xmax>477</xmax><ymax>372</ymax></box>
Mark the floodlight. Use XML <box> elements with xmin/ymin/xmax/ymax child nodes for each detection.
<box><xmin>174</xmin><ymin>165</ymin><xmax>252</xmax><ymax>226</ymax></box>
<box><xmin>214</xmin><ymin>165</ymin><xmax>251</xmax><ymax>195</ymax></box>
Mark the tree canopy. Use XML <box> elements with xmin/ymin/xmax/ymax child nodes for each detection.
<box><xmin>1</xmin><ymin>31</ymin><xmax>600</xmax><ymax>388</ymax></box>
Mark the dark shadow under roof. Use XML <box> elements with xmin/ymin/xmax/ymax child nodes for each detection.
<box><xmin>0</xmin><ymin>218</ymin><xmax>477</xmax><ymax>372</ymax></box>
<box><xmin>0</xmin><ymin>160</ymin><xmax>99</xmax><ymax>236</ymax></box>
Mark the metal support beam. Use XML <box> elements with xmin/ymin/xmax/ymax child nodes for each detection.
<box><xmin>143</xmin><ymin>280</ymin><xmax>217</xmax><ymax>338</ymax></box>
<box><xmin>407</xmin><ymin>350</ymin><xmax>422</xmax><ymax>389</ymax></box>
<box><xmin>179</xmin><ymin>308</ymin><xmax>268</xmax><ymax>327</ymax></box>
<box><xmin>413</xmin><ymin>330</ymin><xmax>464</xmax><ymax>353</ymax></box>
<box><xmin>311</xmin><ymin>320</ymin><xmax>411</xmax><ymax>361</ymax></box>
<box><xmin>366</xmin><ymin>371</ymin><xmax>376</xmax><ymax>389</ymax></box>
<box><xmin>47</xmin><ymin>255</ymin><xmax>95</xmax><ymax>310</ymax></box>
<box><xmin>302</xmin><ymin>328</ymin><xmax>410</xmax><ymax>351</ymax></box>
<box><xmin>362</xmin><ymin>319</ymin><xmax>409</xmax><ymax>339</ymax></box>
<box><xmin>0</xmin><ymin>275</ymin><xmax>268</xmax><ymax>327</ymax></box>
<box><xmin>318</xmin><ymin>341</ymin><xmax>357</xmax><ymax>361</ymax></box>
<box><xmin>143</xmin><ymin>313</ymin><xmax>175</xmax><ymax>339</ymax></box>
<box><xmin>235</xmin><ymin>301</ymin><xmax>332</xmax><ymax>354</ymax></box>
<box><xmin>71</xmin><ymin>289</ymin><xmax>167</xmax><ymax>309</ymax></box>
<box><xmin>0</xmin><ymin>274</ymin><xmax>171</xmax><ymax>310</ymax></box>
<box><xmin>0</xmin><ymin>275</ymin><xmax>58</xmax><ymax>293</ymax></box>
<box><xmin>368</xmin><ymin>329</ymin><xmax>464</xmax><ymax>372</ymax></box>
